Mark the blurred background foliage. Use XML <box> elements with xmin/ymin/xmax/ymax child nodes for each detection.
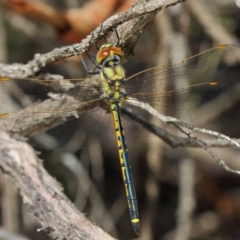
<box><xmin>1</xmin><ymin>0</ymin><xmax>240</xmax><ymax>239</ymax></box>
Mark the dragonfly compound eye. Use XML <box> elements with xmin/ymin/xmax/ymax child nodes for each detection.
<box><xmin>96</xmin><ymin>45</ymin><xmax>124</xmax><ymax>65</ymax></box>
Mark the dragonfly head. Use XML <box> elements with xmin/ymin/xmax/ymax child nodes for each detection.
<box><xmin>96</xmin><ymin>44</ymin><xmax>124</xmax><ymax>67</ymax></box>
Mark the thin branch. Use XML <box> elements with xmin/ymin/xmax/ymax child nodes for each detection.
<box><xmin>127</xmin><ymin>98</ymin><xmax>240</xmax><ymax>175</ymax></box>
<box><xmin>126</xmin><ymin>98</ymin><xmax>240</xmax><ymax>148</ymax></box>
<box><xmin>172</xmin><ymin>123</ymin><xmax>240</xmax><ymax>175</ymax></box>
<box><xmin>122</xmin><ymin>106</ymin><xmax>223</xmax><ymax>148</ymax></box>
<box><xmin>167</xmin><ymin>118</ymin><xmax>240</xmax><ymax>149</ymax></box>
<box><xmin>0</xmin><ymin>0</ymin><xmax>185</xmax><ymax>78</ymax></box>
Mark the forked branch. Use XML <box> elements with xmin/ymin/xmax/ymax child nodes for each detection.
<box><xmin>127</xmin><ymin>98</ymin><xmax>240</xmax><ymax>175</ymax></box>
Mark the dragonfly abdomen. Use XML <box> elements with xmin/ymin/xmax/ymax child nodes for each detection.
<box><xmin>110</xmin><ymin>103</ymin><xmax>140</xmax><ymax>234</ymax></box>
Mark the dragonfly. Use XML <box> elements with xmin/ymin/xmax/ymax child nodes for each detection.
<box><xmin>0</xmin><ymin>39</ymin><xmax>239</xmax><ymax>235</ymax></box>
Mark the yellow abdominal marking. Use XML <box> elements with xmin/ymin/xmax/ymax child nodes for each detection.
<box><xmin>209</xmin><ymin>81</ymin><xmax>217</xmax><ymax>85</ymax></box>
<box><xmin>132</xmin><ymin>219</ymin><xmax>140</xmax><ymax>223</ymax></box>
<box><xmin>121</xmin><ymin>167</ymin><xmax>127</xmax><ymax>181</ymax></box>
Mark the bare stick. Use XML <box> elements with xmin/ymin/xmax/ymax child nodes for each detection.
<box><xmin>127</xmin><ymin>98</ymin><xmax>240</xmax><ymax>174</ymax></box>
<box><xmin>0</xmin><ymin>0</ymin><xmax>185</xmax><ymax>78</ymax></box>
<box><xmin>172</xmin><ymin>123</ymin><xmax>240</xmax><ymax>175</ymax></box>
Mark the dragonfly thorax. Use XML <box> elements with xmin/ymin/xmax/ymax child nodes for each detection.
<box><xmin>100</xmin><ymin>65</ymin><xmax>127</xmax><ymax>106</ymax></box>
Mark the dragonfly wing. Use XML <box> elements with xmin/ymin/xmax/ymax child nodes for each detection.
<box><xmin>0</xmin><ymin>77</ymin><xmax>106</xmax><ymax>150</ymax></box>
<box><xmin>125</xmin><ymin>44</ymin><xmax>240</xmax><ymax>123</ymax></box>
